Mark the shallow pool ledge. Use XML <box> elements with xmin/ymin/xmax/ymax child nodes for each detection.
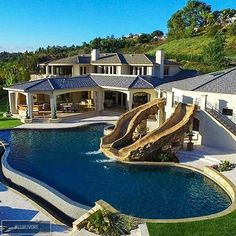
<box><xmin>1</xmin><ymin>146</ymin><xmax>90</xmax><ymax>220</ymax></box>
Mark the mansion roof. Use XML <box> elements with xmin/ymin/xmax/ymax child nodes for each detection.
<box><xmin>6</xmin><ymin>67</ymin><xmax>236</xmax><ymax>95</ymax></box>
<box><xmin>41</xmin><ymin>53</ymin><xmax>179</xmax><ymax>66</ymax></box>
<box><xmin>156</xmin><ymin>67</ymin><xmax>236</xmax><ymax>94</ymax></box>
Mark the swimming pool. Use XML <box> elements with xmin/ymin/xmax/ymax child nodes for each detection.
<box><xmin>0</xmin><ymin>124</ymin><xmax>231</xmax><ymax>219</ymax></box>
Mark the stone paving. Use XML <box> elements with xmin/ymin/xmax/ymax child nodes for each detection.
<box><xmin>16</xmin><ymin>112</ymin><xmax>121</xmax><ymax>130</ymax></box>
<box><xmin>177</xmin><ymin>145</ymin><xmax>236</xmax><ymax>185</ymax></box>
<box><xmin>0</xmin><ymin>182</ymin><xmax>70</xmax><ymax>235</ymax></box>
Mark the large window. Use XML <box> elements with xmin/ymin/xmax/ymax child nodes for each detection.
<box><xmin>130</xmin><ymin>66</ymin><xmax>147</xmax><ymax>75</ymax></box>
<box><xmin>80</xmin><ymin>66</ymin><xmax>87</xmax><ymax>75</ymax></box>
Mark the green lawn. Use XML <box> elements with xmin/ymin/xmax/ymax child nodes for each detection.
<box><xmin>147</xmin><ymin>210</ymin><xmax>236</xmax><ymax>236</ymax></box>
<box><xmin>0</xmin><ymin>97</ymin><xmax>22</xmax><ymax>129</ymax></box>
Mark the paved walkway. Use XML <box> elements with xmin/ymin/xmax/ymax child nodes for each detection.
<box><xmin>0</xmin><ymin>182</ymin><xmax>70</xmax><ymax>235</ymax></box>
<box><xmin>177</xmin><ymin>145</ymin><xmax>236</xmax><ymax>185</ymax></box>
<box><xmin>16</xmin><ymin>114</ymin><xmax>120</xmax><ymax>129</ymax></box>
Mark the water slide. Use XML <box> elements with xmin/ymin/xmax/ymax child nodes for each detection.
<box><xmin>101</xmin><ymin>102</ymin><xmax>197</xmax><ymax>161</ymax></box>
<box><xmin>101</xmin><ymin>98</ymin><xmax>166</xmax><ymax>148</ymax></box>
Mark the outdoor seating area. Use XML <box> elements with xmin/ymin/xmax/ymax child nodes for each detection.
<box><xmin>59</xmin><ymin>99</ymin><xmax>95</xmax><ymax>113</ymax></box>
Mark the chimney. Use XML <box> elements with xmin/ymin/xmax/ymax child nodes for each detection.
<box><xmin>156</xmin><ymin>50</ymin><xmax>164</xmax><ymax>79</ymax></box>
<box><xmin>91</xmin><ymin>49</ymin><xmax>100</xmax><ymax>61</ymax></box>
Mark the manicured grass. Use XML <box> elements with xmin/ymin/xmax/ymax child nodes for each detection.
<box><xmin>147</xmin><ymin>210</ymin><xmax>236</xmax><ymax>236</ymax></box>
<box><xmin>0</xmin><ymin>117</ymin><xmax>22</xmax><ymax>129</ymax></box>
<box><xmin>0</xmin><ymin>97</ymin><xmax>22</xmax><ymax>129</ymax></box>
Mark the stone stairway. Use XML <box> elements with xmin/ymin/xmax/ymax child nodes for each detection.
<box><xmin>206</xmin><ymin>102</ymin><xmax>236</xmax><ymax>136</ymax></box>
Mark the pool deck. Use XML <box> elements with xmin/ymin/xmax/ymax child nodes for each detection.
<box><xmin>1</xmin><ymin>114</ymin><xmax>236</xmax><ymax>235</ymax></box>
<box><xmin>0</xmin><ymin>182</ymin><xmax>71</xmax><ymax>235</ymax></box>
<box><xmin>15</xmin><ymin>112</ymin><xmax>121</xmax><ymax>129</ymax></box>
<box><xmin>177</xmin><ymin>145</ymin><xmax>236</xmax><ymax>185</ymax></box>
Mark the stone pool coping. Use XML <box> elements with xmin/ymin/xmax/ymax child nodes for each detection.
<box><xmin>1</xmin><ymin>124</ymin><xmax>236</xmax><ymax>224</ymax></box>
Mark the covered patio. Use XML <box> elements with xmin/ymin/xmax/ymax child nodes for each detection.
<box><xmin>5</xmin><ymin>77</ymin><xmax>104</xmax><ymax>120</ymax></box>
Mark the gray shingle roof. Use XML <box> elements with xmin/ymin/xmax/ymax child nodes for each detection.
<box><xmin>47</xmin><ymin>55</ymin><xmax>79</xmax><ymax>65</ymax></box>
<box><xmin>8</xmin><ymin>76</ymin><xmax>98</xmax><ymax>92</ymax></box>
<box><xmin>194</xmin><ymin>68</ymin><xmax>236</xmax><ymax>94</ymax></box>
<box><xmin>8</xmin><ymin>67</ymin><xmax>235</xmax><ymax>94</ymax></box>
<box><xmin>8</xmin><ymin>79</ymin><xmax>48</xmax><ymax>91</ymax></box>
<box><xmin>156</xmin><ymin>67</ymin><xmax>236</xmax><ymax>94</ymax></box>
<box><xmin>122</xmin><ymin>54</ymin><xmax>154</xmax><ymax>65</ymax></box>
<box><xmin>6</xmin><ymin>74</ymin><xmax>156</xmax><ymax>92</ymax></box>
<box><xmin>40</xmin><ymin>51</ymin><xmax>180</xmax><ymax>67</ymax></box>
<box><xmin>90</xmin><ymin>74</ymin><xmax>155</xmax><ymax>89</ymax></box>
<box><xmin>91</xmin><ymin>53</ymin><xmax>122</xmax><ymax>64</ymax></box>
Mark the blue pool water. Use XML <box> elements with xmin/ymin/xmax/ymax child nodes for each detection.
<box><xmin>0</xmin><ymin>124</ymin><xmax>231</xmax><ymax>219</ymax></box>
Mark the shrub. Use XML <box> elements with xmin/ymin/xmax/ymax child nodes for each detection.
<box><xmin>217</xmin><ymin>160</ymin><xmax>235</xmax><ymax>172</ymax></box>
<box><xmin>85</xmin><ymin>209</ymin><xmax>139</xmax><ymax>236</ymax></box>
<box><xmin>227</xmin><ymin>23</ymin><xmax>236</xmax><ymax>36</ymax></box>
<box><xmin>207</xmin><ymin>25</ymin><xmax>222</xmax><ymax>37</ymax></box>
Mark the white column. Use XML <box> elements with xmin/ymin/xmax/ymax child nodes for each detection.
<box><xmin>165</xmin><ymin>91</ymin><xmax>174</xmax><ymax>119</ymax></box>
<box><xmin>132</xmin><ymin>67</ymin><xmax>136</xmax><ymax>75</ymax></box>
<box><xmin>50</xmin><ymin>93</ymin><xmax>57</xmax><ymax>118</ymax></box>
<box><xmin>126</xmin><ymin>92</ymin><xmax>133</xmax><ymax>110</ymax></box>
<box><xmin>51</xmin><ymin>66</ymin><xmax>54</xmax><ymax>75</ymax></box>
<box><xmin>200</xmin><ymin>95</ymin><xmax>207</xmax><ymax>111</ymax></box>
<box><xmin>45</xmin><ymin>65</ymin><xmax>49</xmax><ymax>75</ymax></box>
<box><xmin>96</xmin><ymin>89</ymin><xmax>104</xmax><ymax>111</ymax></box>
<box><xmin>8</xmin><ymin>91</ymin><xmax>13</xmax><ymax>114</ymax></box>
<box><xmin>26</xmin><ymin>93</ymin><xmax>33</xmax><ymax>119</ymax></box>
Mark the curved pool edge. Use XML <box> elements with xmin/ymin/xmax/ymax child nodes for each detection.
<box><xmin>117</xmin><ymin>161</ymin><xmax>236</xmax><ymax>223</ymax></box>
<box><xmin>1</xmin><ymin>137</ymin><xmax>236</xmax><ymax>223</ymax></box>
<box><xmin>1</xmin><ymin>145</ymin><xmax>90</xmax><ymax>220</ymax></box>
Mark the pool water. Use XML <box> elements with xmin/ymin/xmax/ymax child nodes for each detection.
<box><xmin>0</xmin><ymin>124</ymin><xmax>231</xmax><ymax>219</ymax></box>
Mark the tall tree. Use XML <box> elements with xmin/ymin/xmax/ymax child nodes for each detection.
<box><xmin>167</xmin><ymin>0</ymin><xmax>211</xmax><ymax>38</ymax></box>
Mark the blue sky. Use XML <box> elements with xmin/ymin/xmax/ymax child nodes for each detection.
<box><xmin>0</xmin><ymin>0</ymin><xmax>235</xmax><ymax>52</ymax></box>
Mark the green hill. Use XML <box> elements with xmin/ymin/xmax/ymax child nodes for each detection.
<box><xmin>147</xmin><ymin>35</ymin><xmax>236</xmax><ymax>73</ymax></box>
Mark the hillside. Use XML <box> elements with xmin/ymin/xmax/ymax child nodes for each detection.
<box><xmin>147</xmin><ymin>35</ymin><xmax>236</xmax><ymax>73</ymax></box>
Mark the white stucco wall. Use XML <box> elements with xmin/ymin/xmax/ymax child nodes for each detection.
<box><xmin>73</xmin><ymin>65</ymin><xmax>80</xmax><ymax>76</ymax></box>
<box><xmin>198</xmin><ymin>110</ymin><xmax>236</xmax><ymax>151</ymax></box>
<box><xmin>172</xmin><ymin>88</ymin><xmax>236</xmax><ymax>117</ymax></box>
<box><xmin>169</xmin><ymin>88</ymin><xmax>236</xmax><ymax>150</ymax></box>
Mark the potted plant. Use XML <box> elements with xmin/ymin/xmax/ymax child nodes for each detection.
<box><xmin>21</xmin><ymin>108</ymin><xmax>32</xmax><ymax>123</ymax></box>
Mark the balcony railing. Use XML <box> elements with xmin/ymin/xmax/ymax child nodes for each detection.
<box><xmin>206</xmin><ymin>102</ymin><xmax>236</xmax><ymax>136</ymax></box>
<box><xmin>30</xmin><ymin>74</ymin><xmax>72</xmax><ymax>81</ymax></box>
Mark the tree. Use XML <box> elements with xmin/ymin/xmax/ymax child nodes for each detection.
<box><xmin>167</xmin><ymin>0</ymin><xmax>211</xmax><ymax>38</ymax></box>
<box><xmin>203</xmin><ymin>32</ymin><xmax>227</xmax><ymax>69</ymax></box>
<box><xmin>151</xmin><ymin>30</ymin><xmax>164</xmax><ymax>38</ymax></box>
<box><xmin>167</xmin><ymin>10</ymin><xmax>186</xmax><ymax>39</ymax></box>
